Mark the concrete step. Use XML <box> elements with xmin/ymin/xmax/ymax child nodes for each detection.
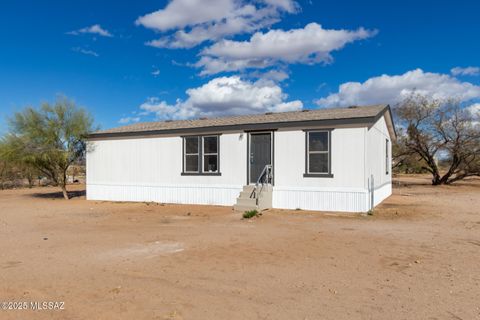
<box><xmin>236</xmin><ymin>197</ymin><xmax>257</xmax><ymax>206</ymax></box>
<box><xmin>242</xmin><ymin>185</ymin><xmax>255</xmax><ymax>192</ymax></box>
<box><xmin>234</xmin><ymin>184</ymin><xmax>272</xmax><ymax>213</ymax></box>
<box><xmin>233</xmin><ymin>204</ymin><xmax>258</xmax><ymax>213</ymax></box>
<box><xmin>239</xmin><ymin>188</ymin><xmax>272</xmax><ymax>198</ymax></box>
<box><xmin>238</xmin><ymin>192</ymin><xmax>269</xmax><ymax>200</ymax></box>
<box><xmin>238</xmin><ymin>191</ymin><xmax>255</xmax><ymax>198</ymax></box>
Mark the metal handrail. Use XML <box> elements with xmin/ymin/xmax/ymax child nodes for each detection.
<box><xmin>250</xmin><ymin>164</ymin><xmax>272</xmax><ymax>204</ymax></box>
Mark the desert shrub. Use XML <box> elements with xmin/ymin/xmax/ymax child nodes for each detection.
<box><xmin>242</xmin><ymin>210</ymin><xmax>259</xmax><ymax>219</ymax></box>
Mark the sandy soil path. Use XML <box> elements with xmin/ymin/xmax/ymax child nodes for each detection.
<box><xmin>0</xmin><ymin>176</ymin><xmax>479</xmax><ymax>319</ymax></box>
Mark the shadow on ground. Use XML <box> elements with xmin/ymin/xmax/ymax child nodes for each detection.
<box><xmin>393</xmin><ymin>175</ymin><xmax>480</xmax><ymax>188</ymax></box>
<box><xmin>31</xmin><ymin>189</ymin><xmax>86</xmax><ymax>199</ymax></box>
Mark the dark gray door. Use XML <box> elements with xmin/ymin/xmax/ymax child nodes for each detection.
<box><xmin>249</xmin><ymin>133</ymin><xmax>272</xmax><ymax>184</ymax></box>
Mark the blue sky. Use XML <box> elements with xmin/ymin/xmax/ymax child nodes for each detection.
<box><xmin>1</xmin><ymin>0</ymin><xmax>479</xmax><ymax>132</ymax></box>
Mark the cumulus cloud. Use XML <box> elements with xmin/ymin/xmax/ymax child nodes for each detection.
<box><xmin>137</xmin><ymin>0</ymin><xmax>299</xmax><ymax>48</ymax></box>
<box><xmin>197</xmin><ymin>23</ymin><xmax>377</xmax><ymax>75</ymax></box>
<box><xmin>468</xmin><ymin>103</ymin><xmax>480</xmax><ymax>115</ymax></box>
<box><xmin>316</xmin><ymin>69</ymin><xmax>480</xmax><ymax>108</ymax></box>
<box><xmin>118</xmin><ymin>117</ymin><xmax>141</xmax><ymax>124</ymax></box>
<box><xmin>139</xmin><ymin>76</ymin><xmax>302</xmax><ymax>120</ymax></box>
<box><xmin>451</xmin><ymin>66</ymin><xmax>480</xmax><ymax>76</ymax></box>
<box><xmin>262</xmin><ymin>0</ymin><xmax>299</xmax><ymax>12</ymax></box>
<box><xmin>67</xmin><ymin>24</ymin><xmax>113</xmax><ymax>37</ymax></box>
<box><xmin>467</xmin><ymin>103</ymin><xmax>480</xmax><ymax>126</ymax></box>
<box><xmin>250</xmin><ymin>69</ymin><xmax>290</xmax><ymax>82</ymax></box>
<box><xmin>136</xmin><ymin>0</ymin><xmax>234</xmax><ymax>31</ymax></box>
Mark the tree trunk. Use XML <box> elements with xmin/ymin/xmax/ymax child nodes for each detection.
<box><xmin>0</xmin><ymin>163</ymin><xmax>5</xmax><ymax>190</ymax></box>
<box><xmin>431</xmin><ymin>174</ymin><xmax>442</xmax><ymax>185</ymax></box>
<box><xmin>27</xmin><ymin>175</ymin><xmax>34</xmax><ymax>188</ymax></box>
<box><xmin>61</xmin><ymin>184</ymin><xmax>69</xmax><ymax>200</ymax></box>
<box><xmin>60</xmin><ymin>168</ymin><xmax>69</xmax><ymax>199</ymax></box>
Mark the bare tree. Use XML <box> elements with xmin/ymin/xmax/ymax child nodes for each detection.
<box><xmin>395</xmin><ymin>95</ymin><xmax>480</xmax><ymax>185</ymax></box>
<box><xmin>392</xmin><ymin>133</ymin><xmax>429</xmax><ymax>174</ymax></box>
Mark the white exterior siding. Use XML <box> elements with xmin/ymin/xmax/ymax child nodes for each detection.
<box><xmin>365</xmin><ymin>116</ymin><xmax>393</xmax><ymax>207</ymax></box>
<box><xmin>272</xmin><ymin>127</ymin><xmax>370</xmax><ymax>212</ymax></box>
<box><xmin>87</xmin><ymin>116</ymin><xmax>393</xmax><ymax>212</ymax></box>
<box><xmin>87</xmin><ymin>132</ymin><xmax>247</xmax><ymax>205</ymax></box>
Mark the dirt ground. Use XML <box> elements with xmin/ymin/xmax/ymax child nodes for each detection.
<box><xmin>0</xmin><ymin>175</ymin><xmax>479</xmax><ymax>320</ymax></box>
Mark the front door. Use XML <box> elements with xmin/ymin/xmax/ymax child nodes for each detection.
<box><xmin>249</xmin><ymin>132</ymin><xmax>272</xmax><ymax>184</ymax></box>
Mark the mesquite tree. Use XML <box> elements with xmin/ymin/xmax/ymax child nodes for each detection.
<box><xmin>2</xmin><ymin>97</ymin><xmax>94</xmax><ymax>198</ymax></box>
<box><xmin>395</xmin><ymin>95</ymin><xmax>480</xmax><ymax>185</ymax></box>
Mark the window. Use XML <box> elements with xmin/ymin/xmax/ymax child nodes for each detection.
<box><xmin>182</xmin><ymin>135</ymin><xmax>220</xmax><ymax>175</ymax></box>
<box><xmin>184</xmin><ymin>136</ymin><xmax>199</xmax><ymax>173</ymax></box>
<box><xmin>304</xmin><ymin>130</ymin><xmax>333</xmax><ymax>177</ymax></box>
<box><xmin>203</xmin><ymin>136</ymin><xmax>218</xmax><ymax>173</ymax></box>
<box><xmin>386</xmin><ymin>139</ymin><xmax>389</xmax><ymax>175</ymax></box>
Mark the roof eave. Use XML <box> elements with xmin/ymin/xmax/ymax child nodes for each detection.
<box><xmin>382</xmin><ymin>105</ymin><xmax>397</xmax><ymax>141</ymax></box>
<box><xmin>87</xmin><ymin>116</ymin><xmax>379</xmax><ymax>140</ymax></box>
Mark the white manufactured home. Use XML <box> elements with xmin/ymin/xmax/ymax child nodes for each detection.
<box><xmin>86</xmin><ymin>105</ymin><xmax>396</xmax><ymax>213</ymax></box>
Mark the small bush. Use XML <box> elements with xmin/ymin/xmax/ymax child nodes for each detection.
<box><xmin>367</xmin><ymin>209</ymin><xmax>374</xmax><ymax>216</ymax></box>
<box><xmin>243</xmin><ymin>210</ymin><xmax>258</xmax><ymax>219</ymax></box>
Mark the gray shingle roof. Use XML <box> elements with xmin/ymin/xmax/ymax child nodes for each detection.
<box><xmin>90</xmin><ymin>105</ymin><xmax>391</xmax><ymax>138</ymax></box>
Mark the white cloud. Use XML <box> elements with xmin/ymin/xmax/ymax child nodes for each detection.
<box><xmin>451</xmin><ymin>66</ymin><xmax>480</xmax><ymax>76</ymax></box>
<box><xmin>194</xmin><ymin>56</ymin><xmax>261</xmax><ymax>75</ymax></box>
<box><xmin>468</xmin><ymin>103</ymin><xmax>480</xmax><ymax>115</ymax></box>
<box><xmin>467</xmin><ymin>103</ymin><xmax>480</xmax><ymax>127</ymax></box>
<box><xmin>139</xmin><ymin>76</ymin><xmax>302</xmax><ymax>120</ymax></box>
<box><xmin>72</xmin><ymin>47</ymin><xmax>99</xmax><ymax>57</ymax></box>
<box><xmin>136</xmin><ymin>0</ymin><xmax>234</xmax><ymax>31</ymax></box>
<box><xmin>67</xmin><ymin>24</ymin><xmax>113</xmax><ymax>37</ymax></box>
<box><xmin>151</xmin><ymin>67</ymin><xmax>160</xmax><ymax>77</ymax></box>
<box><xmin>197</xmin><ymin>23</ymin><xmax>377</xmax><ymax>75</ymax></box>
<box><xmin>262</xmin><ymin>0</ymin><xmax>299</xmax><ymax>13</ymax></box>
<box><xmin>250</xmin><ymin>69</ymin><xmax>289</xmax><ymax>82</ymax></box>
<box><xmin>316</xmin><ymin>69</ymin><xmax>480</xmax><ymax>108</ymax></box>
<box><xmin>140</xmin><ymin>99</ymin><xmax>179</xmax><ymax>116</ymax></box>
<box><xmin>118</xmin><ymin>117</ymin><xmax>141</xmax><ymax>124</ymax></box>
<box><xmin>137</xmin><ymin>0</ymin><xmax>299</xmax><ymax>48</ymax></box>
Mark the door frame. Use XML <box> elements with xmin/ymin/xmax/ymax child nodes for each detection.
<box><xmin>246</xmin><ymin>131</ymin><xmax>274</xmax><ymax>185</ymax></box>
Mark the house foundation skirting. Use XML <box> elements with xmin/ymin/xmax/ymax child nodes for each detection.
<box><xmin>87</xmin><ymin>183</ymin><xmax>242</xmax><ymax>206</ymax></box>
<box><xmin>87</xmin><ymin>183</ymin><xmax>392</xmax><ymax>212</ymax></box>
<box><xmin>272</xmin><ymin>187</ymin><xmax>370</xmax><ymax>212</ymax></box>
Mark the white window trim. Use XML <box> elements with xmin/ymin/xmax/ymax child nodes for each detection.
<box><xmin>202</xmin><ymin>135</ymin><xmax>219</xmax><ymax>173</ymax></box>
<box><xmin>183</xmin><ymin>136</ymin><xmax>200</xmax><ymax>173</ymax></box>
<box><xmin>306</xmin><ymin>130</ymin><xmax>331</xmax><ymax>175</ymax></box>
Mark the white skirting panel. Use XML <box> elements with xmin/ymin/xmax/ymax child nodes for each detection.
<box><xmin>272</xmin><ymin>187</ymin><xmax>369</xmax><ymax>212</ymax></box>
<box><xmin>373</xmin><ymin>183</ymin><xmax>392</xmax><ymax>207</ymax></box>
<box><xmin>87</xmin><ymin>184</ymin><xmax>243</xmax><ymax>206</ymax></box>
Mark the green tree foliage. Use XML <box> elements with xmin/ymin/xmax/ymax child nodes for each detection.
<box><xmin>2</xmin><ymin>97</ymin><xmax>94</xmax><ymax>198</ymax></box>
<box><xmin>0</xmin><ymin>141</ymin><xmax>39</xmax><ymax>189</ymax></box>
